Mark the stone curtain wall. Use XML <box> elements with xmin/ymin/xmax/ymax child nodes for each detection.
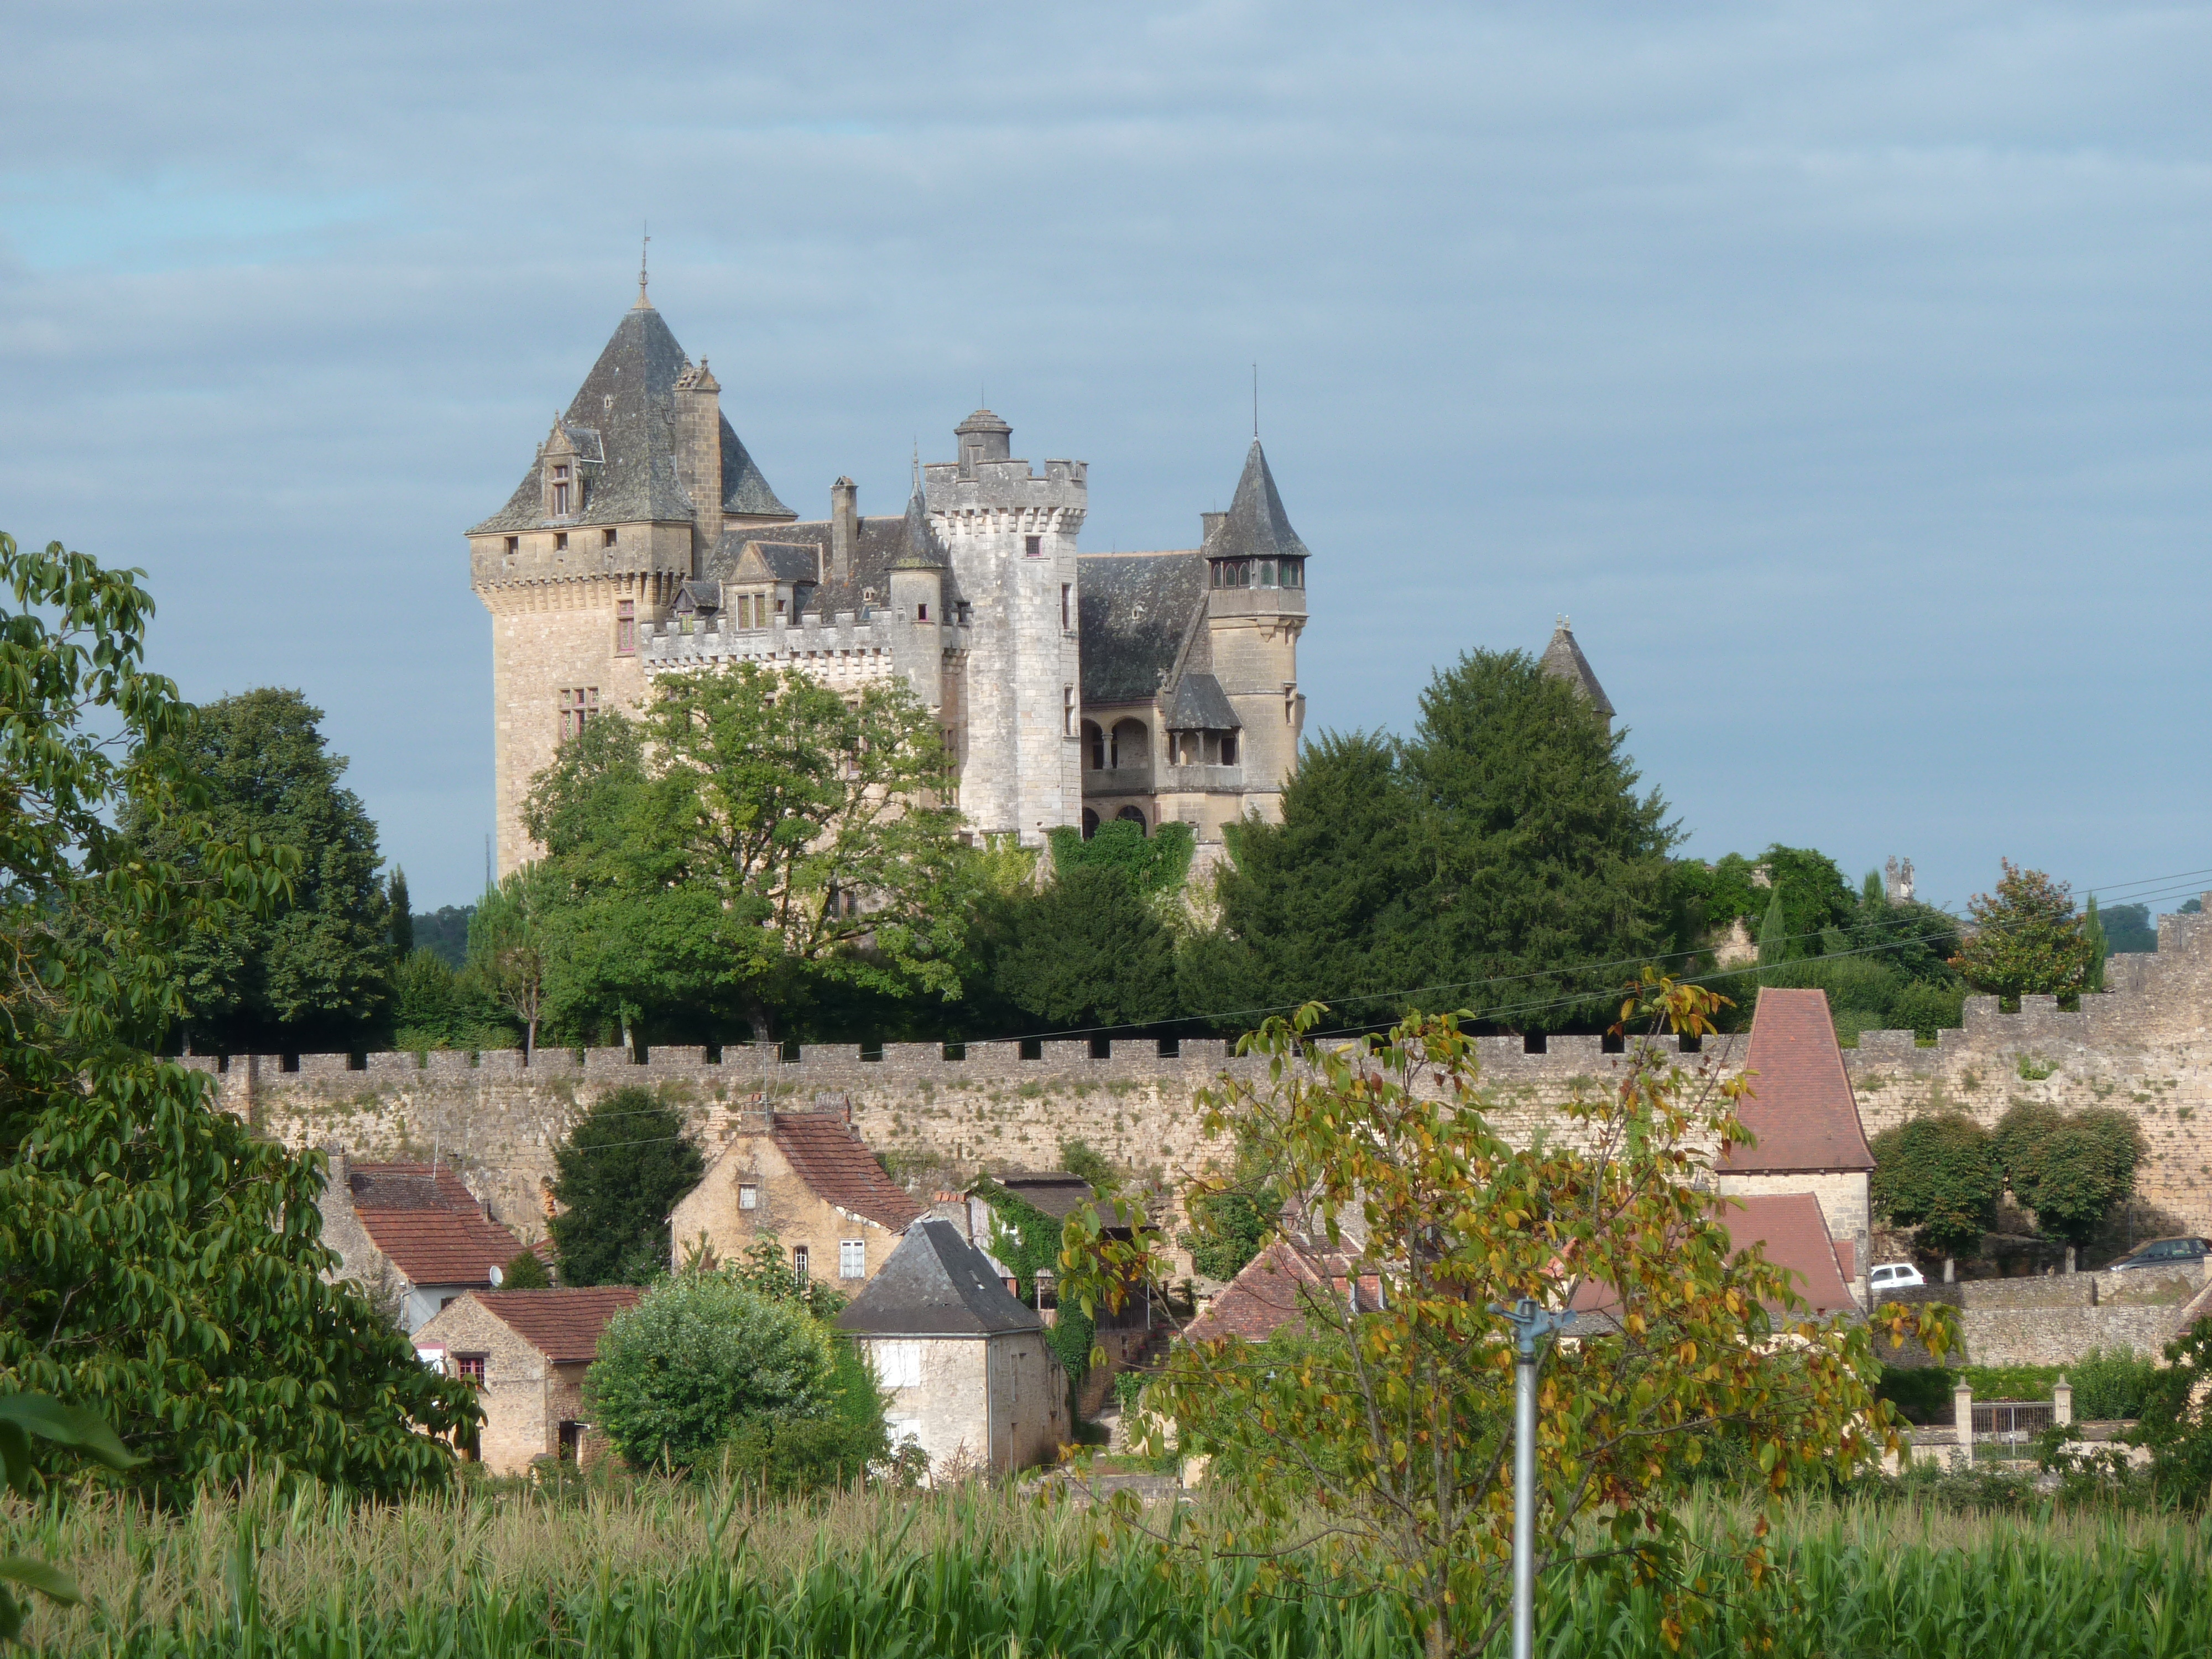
<box><xmin>216</xmin><ymin>898</ymin><xmax>2212</xmax><ymax>1251</ymax></box>
<box><xmin>1887</xmin><ymin>1269</ymin><xmax>2209</xmax><ymax>1367</ymax></box>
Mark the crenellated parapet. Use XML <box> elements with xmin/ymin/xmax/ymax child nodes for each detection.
<box><xmin>640</xmin><ymin>608</ymin><xmax>971</xmax><ymax>676</ymax></box>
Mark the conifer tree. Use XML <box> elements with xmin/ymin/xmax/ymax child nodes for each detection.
<box><xmin>2083</xmin><ymin>892</ymin><xmax>2108</xmax><ymax>993</ymax></box>
<box><xmin>389</xmin><ymin>866</ymin><xmax>414</xmax><ymax>956</ymax></box>
<box><xmin>1756</xmin><ymin>888</ymin><xmax>1790</xmax><ymax>969</ymax></box>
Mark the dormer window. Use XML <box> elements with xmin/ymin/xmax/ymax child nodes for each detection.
<box><xmin>550</xmin><ymin>462</ymin><xmax>572</xmax><ymax>517</ymax></box>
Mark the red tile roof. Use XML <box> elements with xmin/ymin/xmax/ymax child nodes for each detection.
<box><xmin>349</xmin><ymin>1162</ymin><xmax>524</xmax><ymax>1288</ymax></box>
<box><xmin>773</xmin><ymin>1112</ymin><xmax>925</xmax><ymax>1232</ymax></box>
<box><xmin>1718</xmin><ymin>988</ymin><xmax>1875</xmax><ymax>1173</ymax></box>
<box><xmin>1182</xmin><ymin>1243</ymin><xmax>1379</xmax><ymax>1344</ymax></box>
<box><xmin>471</xmin><ymin>1287</ymin><xmax>643</xmax><ymax>1363</ymax></box>
<box><xmin>1568</xmin><ymin>1192</ymin><xmax>1858</xmax><ymax>1320</ymax></box>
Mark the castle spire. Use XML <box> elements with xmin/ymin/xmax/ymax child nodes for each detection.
<box><xmin>1539</xmin><ymin>618</ymin><xmax>1615</xmax><ymax>726</ymax></box>
<box><xmin>633</xmin><ymin>223</ymin><xmax>651</xmax><ymax>310</ymax></box>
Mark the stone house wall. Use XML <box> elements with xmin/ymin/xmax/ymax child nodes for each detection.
<box><xmin>668</xmin><ymin>1123</ymin><xmax>906</xmax><ymax>1286</ymax></box>
<box><xmin>413</xmin><ymin>1297</ymin><xmax>561</xmax><ymax>1475</ymax></box>
<box><xmin>862</xmin><ymin>1330</ymin><xmax>1066</xmax><ymax>1478</ymax></box>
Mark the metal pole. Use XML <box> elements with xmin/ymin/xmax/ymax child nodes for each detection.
<box><xmin>1489</xmin><ymin>1296</ymin><xmax>1563</xmax><ymax>1659</ymax></box>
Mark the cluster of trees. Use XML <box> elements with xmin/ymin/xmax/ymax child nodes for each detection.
<box><xmin>1870</xmin><ymin>1100</ymin><xmax>2146</xmax><ymax>1275</ymax></box>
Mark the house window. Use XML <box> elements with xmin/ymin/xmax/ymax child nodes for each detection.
<box><xmin>792</xmin><ymin>1244</ymin><xmax>810</xmax><ymax>1280</ymax></box>
<box><xmin>554</xmin><ymin>531</ymin><xmax>568</xmax><ymax>552</ymax></box>
<box><xmin>1063</xmin><ymin>686</ymin><xmax>1076</xmax><ymax>737</ymax></box>
<box><xmin>455</xmin><ymin>1354</ymin><xmax>487</xmax><ymax>1384</ymax></box>
<box><xmin>1061</xmin><ymin>584</ymin><xmax>1071</xmax><ymax>630</ymax></box>
<box><xmin>738</xmin><ymin>1182</ymin><xmax>758</xmax><ymax>1211</ymax></box>
<box><xmin>551</xmin><ymin>463</ymin><xmax>571</xmax><ymax>516</ymax></box>
<box><xmin>1024</xmin><ymin>534</ymin><xmax>1041</xmax><ymax>557</ymax></box>
<box><xmin>873</xmin><ymin>1340</ymin><xmax>924</xmax><ymax>1389</ymax></box>
<box><xmin>602</xmin><ymin>528</ymin><xmax>617</xmax><ymax>549</ymax></box>
<box><xmin>840</xmin><ymin>1239</ymin><xmax>867</xmax><ymax>1279</ymax></box>
<box><xmin>557</xmin><ymin>1421</ymin><xmax>582</xmax><ymax>1463</ymax></box>
<box><xmin>559</xmin><ymin>687</ymin><xmax>599</xmax><ymax>740</ymax></box>
<box><xmin>615</xmin><ymin>600</ymin><xmax>636</xmax><ymax>655</ymax></box>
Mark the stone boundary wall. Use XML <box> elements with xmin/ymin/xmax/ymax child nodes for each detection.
<box><xmin>1886</xmin><ymin>1270</ymin><xmax>2207</xmax><ymax>1367</ymax></box>
<box><xmin>220</xmin><ymin>900</ymin><xmax>2212</xmax><ymax>1261</ymax></box>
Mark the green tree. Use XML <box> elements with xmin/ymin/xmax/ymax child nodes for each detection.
<box><xmin>585</xmin><ymin>1270</ymin><xmax>861</xmax><ymax>1474</ymax></box>
<box><xmin>1047</xmin><ymin>817</ymin><xmax>1196</xmax><ymax>896</ymax></box>
<box><xmin>126</xmin><ymin>687</ymin><xmax>394</xmax><ymax>1053</ymax></box>
<box><xmin>1063</xmin><ymin>982</ymin><xmax>1953</xmax><ymax>1658</ymax></box>
<box><xmin>1756</xmin><ymin>888</ymin><xmax>1789</xmax><ymax>968</ymax></box>
<box><xmin>2082</xmin><ymin>893</ymin><xmax>2108</xmax><ymax>993</ymax></box>
<box><xmin>525</xmin><ymin>664</ymin><xmax>969</xmax><ymax>1041</ymax></box>
<box><xmin>392</xmin><ymin>946</ymin><xmax>486</xmax><ymax>1049</ymax></box>
<box><xmin>1994</xmin><ymin>1101</ymin><xmax>2143</xmax><ymax>1253</ymax></box>
<box><xmin>2129</xmin><ymin>1317</ymin><xmax>2212</xmax><ymax>1507</ymax></box>
<box><xmin>388</xmin><ymin>867</ymin><xmax>414</xmax><ymax>957</ymax></box>
<box><xmin>498</xmin><ymin>1248</ymin><xmax>551</xmax><ymax>1289</ymax></box>
<box><xmin>466</xmin><ymin>865</ymin><xmax>552</xmax><ymax>1054</ymax></box>
<box><xmin>1950</xmin><ymin>860</ymin><xmax>2092</xmax><ymax>1001</ymax></box>
<box><xmin>549</xmin><ymin>1086</ymin><xmax>706</xmax><ymax>1286</ymax></box>
<box><xmin>0</xmin><ymin>532</ymin><xmax>475</xmax><ymax>1506</ymax></box>
<box><xmin>1870</xmin><ymin>1113</ymin><xmax>2002</xmax><ymax>1267</ymax></box>
<box><xmin>990</xmin><ymin>864</ymin><xmax>1178</xmax><ymax>1031</ymax></box>
<box><xmin>0</xmin><ymin>1396</ymin><xmax>142</xmax><ymax>1640</ymax></box>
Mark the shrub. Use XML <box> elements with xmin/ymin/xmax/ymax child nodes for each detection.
<box><xmin>586</xmin><ymin>1272</ymin><xmax>846</xmax><ymax>1474</ymax></box>
<box><xmin>1875</xmin><ymin>1365</ymin><xmax>1957</xmax><ymax>1425</ymax></box>
<box><xmin>718</xmin><ymin>1342</ymin><xmax>905</xmax><ymax>1496</ymax></box>
<box><xmin>499</xmin><ymin>1249</ymin><xmax>551</xmax><ymax>1290</ymax></box>
<box><xmin>2070</xmin><ymin>1346</ymin><xmax>2158</xmax><ymax>1421</ymax></box>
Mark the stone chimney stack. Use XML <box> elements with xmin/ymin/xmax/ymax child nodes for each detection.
<box><xmin>831</xmin><ymin>477</ymin><xmax>858</xmax><ymax>588</ymax></box>
<box><xmin>674</xmin><ymin>360</ymin><xmax>724</xmax><ymax>571</ymax></box>
<box><xmin>1201</xmin><ymin>511</ymin><xmax>1227</xmax><ymax>541</ymax></box>
<box><xmin>322</xmin><ymin>1142</ymin><xmax>351</xmax><ymax>1194</ymax></box>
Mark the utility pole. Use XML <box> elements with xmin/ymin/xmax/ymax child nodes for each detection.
<box><xmin>1491</xmin><ymin>1296</ymin><xmax>1564</xmax><ymax>1659</ymax></box>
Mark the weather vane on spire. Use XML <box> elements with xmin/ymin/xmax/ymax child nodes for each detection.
<box><xmin>635</xmin><ymin>222</ymin><xmax>651</xmax><ymax>307</ymax></box>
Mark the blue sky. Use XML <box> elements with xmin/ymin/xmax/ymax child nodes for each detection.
<box><xmin>2</xmin><ymin>2</ymin><xmax>2207</xmax><ymax>914</ymax></box>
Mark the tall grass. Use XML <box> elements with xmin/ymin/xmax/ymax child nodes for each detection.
<box><xmin>6</xmin><ymin>1480</ymin><xmax>2212</xmax><ymax>1656</ymax></box>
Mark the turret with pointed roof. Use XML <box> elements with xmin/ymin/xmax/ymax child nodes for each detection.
<box><xmin>1539</xmin><ymin>618</ymin><xmax>1615</xmax><ymax>729</ymax></box>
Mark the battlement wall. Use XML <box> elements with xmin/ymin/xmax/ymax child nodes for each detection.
<box><xmin>641</xmin><ymin>608</ymin><xmax>972</xmax><ymax>671</ymax></box>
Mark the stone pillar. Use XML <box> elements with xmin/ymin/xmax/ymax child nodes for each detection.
<box><xmin>1954</xmin><ymin>1381</ymin><xmax>1974</xmax><ymax>1465</ymax></box>
<box><xmin>2054</xmin><ymin>1375</ymin><xmax>2073</xmax><ymax>1427</ymax></box>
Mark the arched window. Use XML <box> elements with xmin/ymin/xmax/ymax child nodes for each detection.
<box><xmin>1109</xmin><ymin>719</ymin><xmax>1148</xmax><ymax>770</ymax></box>
<box><xmin>1082</xmin><ymin>720</ymin><xmax>1105</xmax><ymax>770</ymax></box>
<box><xmin>1080</xmin><ymin>808</ymin><xmax>1099</xmax><ymax>840</ymax></box>
<box><xmin>1115</xmin><ymin>806</ymin><xmax>1147</xmax><ymax>835</ymax></box>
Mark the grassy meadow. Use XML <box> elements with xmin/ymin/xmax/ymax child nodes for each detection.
<box><xmin>6</xmin><ymin>1477</ymin><xmax>2212</xmax><ymax>1657</ymax></box>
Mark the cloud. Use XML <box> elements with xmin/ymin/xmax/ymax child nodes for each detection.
<box><xmin>1</xmin><ymin>0</ymin><xmax>2207</xmax><ymax>911</ymax></box>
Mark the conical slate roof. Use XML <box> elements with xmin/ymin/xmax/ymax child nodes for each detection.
<box><xmin>887</xmin><ymin>488</ymin><xmax>948</xmax><ymax>570</ymax></box>
<box><xmin>834</xmin><ymin>1219</ymin><xmax>1043</xmax><ymax>1338</ymax></box>
<box><xmin>1208</xmin><ymin>440</ymin><xmax>1310</xmax><ymax>564</ymax></box>
<box><xmin>1538</xmin><ymin>622</ymin><xmax>1615</xmax><ymax>720</ymax></box>
<box><xmin>471</xmin><ymin>306</ymin><xmax>789</xmax><ymax>534</ymax></box>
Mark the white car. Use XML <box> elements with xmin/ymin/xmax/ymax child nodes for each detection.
<box><xmin>1867</xmin><ymin>1261</ymin><xmax>1926</xmax><ymax>1292</ymax></box>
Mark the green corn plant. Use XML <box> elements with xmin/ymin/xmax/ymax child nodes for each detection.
<box><xmin>0</xmin><ymin>1393</ymin><xmax>143</xmax><ymax>1642</ymax></box>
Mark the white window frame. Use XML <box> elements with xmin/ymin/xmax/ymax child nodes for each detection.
<box><xmin>839</xmin><ymin>1238</ymin><xmax>867</xmax><ymax>1280</ymax></box>
<box><xmin>872</xmin><ymin>1340</ymin><xmax>923</xmax><ymax>1390</ymax></box>
<box><xmin>737</xmin><ymin>1182</ymin><xmax>758</xmax><ymax>1211</ymax></box>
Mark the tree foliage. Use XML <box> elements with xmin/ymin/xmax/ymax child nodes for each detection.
<box><xmin>2128</xmin><ymin>1316</ymin><xmax>2212</xmax><ymax>1508</ymax></box>
<box><xmin>585</xmin><ymin>1270</ymin><xmax>862</xmax><ymax>1475</ymax></box>
<box><xmin>988</xmin><ymin>864</ymin><xmax>1178</xmax><ymax>1032</ymax></box>
<box><xmin>548</xmin><ymin>1086</ymin><xmax>705</xmax><ymax>1286</ymax></box>
<box><xmin>1950</xmin><ymin>860</ymin><xmax>2092</xmax><ymax>1000</ymax></box>
<box><xmin>124</xmin><ymin>687</ymin><xmax>394</xmax><ymax>1052</ymax></box>
<box><xmin>1062</xmin><ymin>981</ymin><xmax>1953</xmax><ymax>1657</ymax></box>
<box><xmin>1047</xmin><ymin>818</ymin><xmax>1195</xmax><ymax>896</ymax></box>
<box><xmin>1994</xmin><ymin>1101</ymin><xmax>2144</xmax><ymax>1249</ymax></box>
<box><xmin>0</xmin><ymin>531</ymin><xmax>474</xmax><ymax>1506</ymax></box>
<box><xmin>0</xmin><ymin>1394</ymin><xmax>142</xmax><ymax>1640</ymax></box>
<box><xmin>466</xmin><ymin>865</ymin><xmax>552</xmax><ymax>1054</ymax></box>
<box><xmin>523</xmin><ymin>664</ymin><xmax>969</xmax><ymax>1041</ymax></box>
<box><xmin>1203</xmin><ymin>653</ymin><xmax>1679</xmax><ymax>1033</ymax></box>
<box><xmin>1869</xmin><ymin>1113</ymin><xmax>2002</xmax><ymax>1259</ymax></box>
<box><xmin>498</xmin><ymin>1249</ymin><xmax>551</xmax><ymax>1290</ymax></box>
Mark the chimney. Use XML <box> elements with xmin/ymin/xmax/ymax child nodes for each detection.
<box><xmin>831</xmin><ymin>477</ymin><xmax>858</xmax><ymax>588</ymax></box>
<box><xmin>1201</xmin><ymin>511</ymin><xmax>1227</xmax><ymax>542</ymax></box>
<box><xmin>321</xmin><ymin>1142</ymin><xmax>350</xmax><ymax>1195</ymax></box>
<box><xmin>674</xmin><ymin>360</ymin><xmax>724</xmax><ymax>572</ymax></box>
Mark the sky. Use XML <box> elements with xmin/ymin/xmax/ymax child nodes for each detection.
<box><xmin>2</xmin><ymin>1</ymin><xmax>2207</xmax><ymax>915</ymax></box>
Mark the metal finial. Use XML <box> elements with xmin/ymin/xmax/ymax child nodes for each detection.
<box><xmin>634</xmin><ymin>222</ymin><xmax>651</xmax><ymax>307</ymax></box>
<box><xmin>911</xmin><ymin>439</ymin><xmax>921</xmax><ymax>494</ymax></box>
<box><xmin>1557</xmin><ymin>613</ymin><xmax>1571</xmax><ymax>630</ymax></box>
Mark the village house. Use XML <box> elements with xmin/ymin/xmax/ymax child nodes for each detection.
<box><xmin>836</xmin><ymin>1218</ymin><xmax>1069</xmax><ymax>1479</ymax></box>
<box><xmin>1713</xmin><ymin>987</ymin><xmax>1877</xmax><ymax>1303</ymax></box>
<box><xmin>315</xmin><ymin>1149</ymin><xmax>525</xmax><ymax>1332</ymax></box>
<box><xmin>413</xmin><ymin>1287</ymin><xmax>641</xmax><ymax>1474</ymax></box>
<box><xmin>669</xmin><ymin>1108</ymin><xmax>923</xmax><ymax>1287</ymax></box>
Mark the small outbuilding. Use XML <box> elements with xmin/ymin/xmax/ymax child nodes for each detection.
<box><xmin>413</xmin><ymin>1286</ymin><xmax>642</xmax><ymax>1474</ymax></box>
<box><xmin>316</xmin><ymin>1149</ymin><xmax>525</xmax><ymax>1332</ymax></box>
<box><xmin>836</xmin><ymin>1218</ymin><xmax>1070</xmax><ymax>1479</ymax></box>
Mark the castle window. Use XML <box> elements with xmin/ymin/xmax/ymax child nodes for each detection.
<box><xmin>738</xmin><ymin>1182</ymin><xmax>758</xmax><ymax>1211</ymax></box>
<box><xmin>1115</xmin><ymin>806</ymin><xmax>1148</xmax><ymax>834</ymax></box>
<box><xmin>1061</xmin><ymin>584</ymin><xmax>1071</xmax><ymax>630</ymax></box>
<box><xmin>1062</xmin><ymin>686</ymin><xmax>1075</xmax><ymax>737</ymax></box>
<box><xmin>1024</xmin><ymin>535</ymin><xmax>1042</xmax><ymax>558</ymax></box>
<box><xmin>550</xmin><ymin>463</ymin><xmax>571</xmax><ymax>517</ymax></box>
<box><xmin>1258</xmin><ymin>559</ymin><xmax>1278</xmax><ymax>588</ymax></box>
<box><xmin>916</xmin><ymin>602</ymin><xmax>928</xmax><ymax>622</ymax></box>
<box><xmin>602</xmin><ymin>528</ymin><xmax>617</xmax><ymax>549</ymax></box>
<box><xmin>554</xmin><ymin>532</ymin><xmax>568</xmax><ymax>552</ymax></box>
<box><xmin>559</xmin><ymin>686</ymin><xmax>599</xmax><ymax>740</ymax></box>
<box><xmin>1109</xmin><ymin>719</ymin><xmax>1147</xmax><ymax>770</ymax></box>
<box><xmin>1222</xmin><ymin>731</ymin><xmax>1239</xmax><ymax>766</ymax></box>
<box><xmin>792</xmin><ymin>1245</ymin><xmax>810</xmax><ymax>1281</ymax></box>
<box><xmin>1081</xmin><ymin>808</ymin><xmax>1099</xmax><ymax>840</ymax></box>
<box><xmin>1283</xmin><ymin>560</ymin><xmax>1304</xmax><ymax>589</ymax></box>
<box><xmin>1082</xmin><ymin>720</ymin><xmax>1104</xmax><ymax>770</ymax></box>
<box><xmin>504</xmin><ymin>535</ymin><xmax>518</xmax><ymax>556</ymax></box>
<box><xmin>616</xmin><ymin>601</ymin><xmax>636</xmax><ymax>655</ymax></box>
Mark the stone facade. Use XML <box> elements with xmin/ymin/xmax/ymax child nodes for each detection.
<box><xmin>857</xmin><ymin>1332</ymin><xmax>1068</xmax><ymax>1479</ymax></box>
<box><xmin>668</xmin><ymin>1112</ymin><xmax>918</xmax><ymax>1287</ymax></box>
<box><xmin>411</xmin><ymin>1294</ymin><xmax>612</xmax><ymax>1475</ymax></box>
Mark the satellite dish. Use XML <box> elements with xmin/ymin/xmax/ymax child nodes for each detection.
<box><xmin>488</xmin><ymin>1265</ymin><xmax>504</xmax><ymax>1287</ymax></box>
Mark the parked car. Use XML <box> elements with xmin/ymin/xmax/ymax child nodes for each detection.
<box><xmin>2107</xmin><ymin>1236</ymin><xmax>2211</xmax><ymax>1272</ymax></box>
<box><xmin>1867</xmin><ymin>1261</ymin><xmax>1926</xmax><ymax>1291</ymax></box>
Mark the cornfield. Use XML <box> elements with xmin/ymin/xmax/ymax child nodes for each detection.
<box><xmin>6</xmin><ymin>1479</ymin><xmax>2211</xmax><ymax>1656</ymax></box>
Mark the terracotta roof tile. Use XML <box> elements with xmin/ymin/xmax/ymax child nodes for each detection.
<box><xmin>349</xmin><ymin>1161</ymin><xmax>524</xmax><ymax>1288</ymax></box>
<box><xmin>1182</xmin><ymin>1243</ymin><xmax>1376</xmax><ymax>1344</ymax></box>
<box><xmin>773</xmin><ymin>1112</ymin><xmax>925</xmax><ymax>1232</ymax></box>
<box><xmin>1568</xmin><ymin>1192</ymin><xmax>1858</xmax><ymax>1321</ymax></box>
<box><xmin>471</xmin><ymin>1287</ymin><xmax>643</xmax><ymax>1364</ymax></box>
<box><xmin>1719</xmin><ymin>988</ymin><xmax>1876</xmax><ymax>1173</ymax></box>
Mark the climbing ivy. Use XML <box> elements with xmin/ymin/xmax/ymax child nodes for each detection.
<box><xmin>1046</xmin><ymin>818</ymin><xmax>1195</xmax><ymax>896</ymax></box>
<box><xmin>973</xmin><ymin>1181</ymin><xmax>1094</xmax><ymax>1383</ymax></box>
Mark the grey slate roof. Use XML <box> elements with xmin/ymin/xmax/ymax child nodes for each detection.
<box><xmin>887</xmin><ymin>489</ymin><xmax>950</xmax><ymax>571</ymax></box>
<box><xmin>470</xmin><ymin>306</ymin><xmax>791</xmax><ymax>535</ymax></box>
<box><xmin>835</xmin><ymin>1218</ymin><xmax>1044</xmax><ymax>1338</ymax></box>
<box><xmin>711</xmin><ymin>514</ymin><xmax>948</xmax><ymax>617</ymax></box>
<box><xmin>1162</xmin><ymin>671</ymin><xmax>1241</xmax><ymax>731</ymax></box>
<box><xmin>1538</xmin><ymin>623</ymin><xmax>1615</xmax><ymax>719</ymax></box>
<box><xmin>735</xmin><ymin>541</ymin><xmax>825</xmax><ymax>585</ymax></box>
<box><xmin>673</xmin><ymin>580</ymin><xmax>721</xmax><ymax>614</ymax></box>
<box><xmin>1074</xmin><ymin>551</ymin><xmax>1207</xmax><ymax>707</ymax></box>
<box><xmin>1208</xmin><ymin>441</ymin><xmax>1310</xmax><ymax>565</ymax></box>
